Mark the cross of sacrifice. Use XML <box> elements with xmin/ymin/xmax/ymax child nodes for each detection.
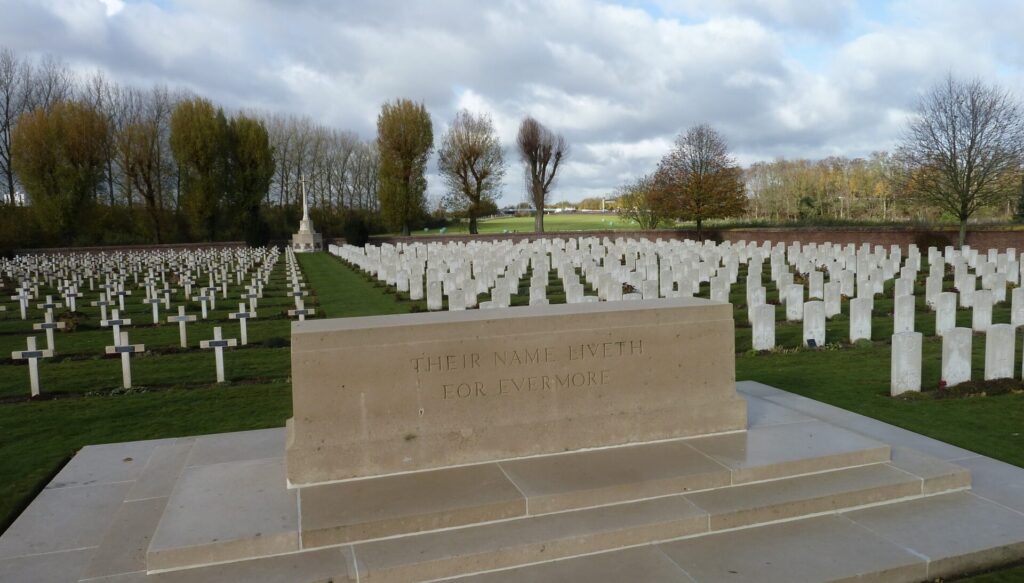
<box><xmin>100</xmin><ymin>309</ymin><xmax>132</xmax><ymax>345</ymax></box>
<box><xmin>105</xmin><ymin>331</ymin><xmax>145</xmax><ymax>389</ymax></box>
<box><xmin>10</xmin><ymin>287</ymin><xmax>30</xmax><ymax>320</ymax></box>
<box><xmin>91</xmin><ymin>292</ymin><xmax>113</xmax><ymax>321</ymax></box>
<box><xmin>12</xmin><ymin>337</ymin><xmax>53</xmax><ymax>398</ymax></box>
<box><xmin>32</xmin><ymin>311</ymin><xmax>66</xmax><ymax>352</ymax></box>
<box><xmin>200</xmin><ymin>326</ymin><xmax>237</xmax><ymax>383</ymax></box>
<box><xmin>228</xmin><ymin>302</ymin><xmax>256</xmax><ymax>345</ymax></box>
<box><xmin>37</xmin><ymin>295</ymin><xmax>63</xmax><ymax>320</ymax></box>
<box><xmin>288</xmin><ymin>299</ymin><xmax>315</xmax><ymax>321</ymax></box>
<box><xmin>166</xmin><ymin>306</ymin><xmax>197</xmax><ymax>348</ymax></box>
<box><xmin>191</xmin><ymin>292</ymin><xmax>211</xmax><ymax>319</ymax></box>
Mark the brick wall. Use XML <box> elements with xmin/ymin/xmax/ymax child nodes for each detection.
<box><xmin>369</xmin><ymin>227</ymin><xmax>1024</xmax><ymax>250</ymax></box>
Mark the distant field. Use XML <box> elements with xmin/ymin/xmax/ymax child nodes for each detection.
<box><xmin>417</xmin><ymin>214</ymin><xmax>644</xmax><ymax>235</ymax></box>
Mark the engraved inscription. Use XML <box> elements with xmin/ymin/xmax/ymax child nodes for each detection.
<box><xmin>410</xmin><ymin>339</ymin><xmax>644</xmax><ymax>400</ymax></box>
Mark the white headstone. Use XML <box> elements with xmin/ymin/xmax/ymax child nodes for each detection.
<box><xmin>752</xmin><ymin>304</ymin><xmax>775</xmax><ymax>351</ymax></box>
<box><xmin>935</xmin><ymin>292</ymin><xmax>957</xmax><ymax>337</ymax></box>
<box><xmin>941</xmin><ymin>327</ymin><xmax>972</xmax><ymax>387</ymax></box>
<box><xmin>849</xmin><ymin>297</ymin><xmax>872</xmax><ymax>342</ymax></box>
<box><xmin>784</xmin><ymin>284</ymin><xmax>803</xmax><ymax>321</ymax></box>
<box><xmin>803</xmin><ymin>301</ymin><xmax>825</xmax><ymax>347</ymax></box>
<box><xmin>890</xmin><ymin>331</ymin><xmax>922</xmax><ymax>396</ymax></box>
<box><xmin>972</xmin><ymin>289</ymin><xmax>993</xmax><ymax>332</ymax></box>
<box><xmin>984</xmin><ymin>323</ymin><xmax>1014</xmax><ymax>381</ymax></box>
<box><xmin>893</xmin><ymin>295</ymin><xmax>915</xmax><ymax>334</ymax></box>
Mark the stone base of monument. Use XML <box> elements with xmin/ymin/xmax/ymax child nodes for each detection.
<box><xmin>2</xmin><ymin>383</ymin><xmax>1024</xmax><ymax>582</ymax></box>
<box><xmin>3</xmin><ymin>300</ymin><xmax>1024</xmax><ymax>582</ymax></box>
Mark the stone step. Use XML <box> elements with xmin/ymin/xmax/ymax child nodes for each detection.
<box><xmin>147</xmin><ymin>421</ymin><xmax>892</xmax><ymax>571</ymax></box>
<box><xmin>347</xmin><ymin>455</ymin><xmax>969</xmax><ymax>583</ymax></box>
<box><xmin>298</xmin><ymin>419</ymin><xmax>890</xmax><ymax>550</ymax></box>
<box><xmin>449</xmin><ymin>490</ymin><xmax>1022</xmax><ymax>583</ymax></box>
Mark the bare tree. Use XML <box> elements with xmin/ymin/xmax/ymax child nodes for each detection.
<box><xmin>438</xmin><ymin>109</ymin><xmax>505</xmax><ymax>234</ymax></box>
<box><xmin>656</xmin><ymin>123</ymin><xmax>745</xmax><ymax>240</ymax></box>
<box><xmin>517</xmin><ymin>116</ymin><xmax>567</xmax><ymax>233</ymax></box>
<box><xmin>899</xmin><ymin>74</ymin><xmax>1024</xmax><ymax>246</ymax></box>
<box><xmin>0</xmin><ymin>47</ymin><xmax>32</xmax><ymax>204</ymax></box>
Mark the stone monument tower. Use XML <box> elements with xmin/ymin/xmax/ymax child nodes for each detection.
<box><xmin>291</xmin><ymin>176</ymin><xmax>323</xmax><ymax>252</ymax></box>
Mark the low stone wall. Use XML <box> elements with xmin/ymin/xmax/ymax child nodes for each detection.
<box><xmin>370</xmin><ymin>226</ymin><xmax>1024</xmax><ymax>249</ymax></box>
<box><xmin>16</xmin><ymin>241</ymin><xmax>249</xmax><ymax>255</ymax></box>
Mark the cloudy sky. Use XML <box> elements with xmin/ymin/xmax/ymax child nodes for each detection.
<box><xmin>3</xmin><ymin>0</ymin><xmax>1024</xmax><ymax>205</ymax></box>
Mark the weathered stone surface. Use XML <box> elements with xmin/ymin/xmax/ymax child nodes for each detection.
<box><xmin>287</xmin><ymin>299</ymin><xmax>746</xmax><ymax>484</ymax></box>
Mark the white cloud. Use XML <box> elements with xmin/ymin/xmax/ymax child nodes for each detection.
<box><xmin>1</xmin><ymin>0</ymin><xmax>1022</xmax><ymax>203</ymax></box>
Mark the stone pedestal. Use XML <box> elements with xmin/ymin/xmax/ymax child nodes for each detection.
<box><xmin>287</xmin><ymin>298</ymin><xmax>746</xmax><ymax>484</ymax></box>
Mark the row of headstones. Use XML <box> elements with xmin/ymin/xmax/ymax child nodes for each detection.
<box><xmin>890</xmin><ymin>325</ymin><xmax>1018</xmax><ymax>395</ymax></box>
<box><xmin>334</xmin><ymin>238</ymin><xmax>910</xmax><ymax>312</ymax></box>
<box><xmin>7</xmin><ymin>247</ymin><xmax>318</xmax><ymax>398</ymax></box>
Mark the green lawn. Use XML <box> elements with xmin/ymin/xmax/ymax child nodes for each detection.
<box><xmin>0</xmin><ymin>250</ymin><xmax>1021</xmax><ymax>580</ymax></box>
<box><xmin>418</xmin><ymin>213</ymin><xmax>639</xmax><ymax>235</ymax></box>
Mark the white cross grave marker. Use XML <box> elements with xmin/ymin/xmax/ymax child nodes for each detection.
<box><xmin>228</xmin><ymin>302</ymin><xmax>256</xmax><ymax>345</ymax></box>
<box><xmin>200</xmin><ymin>326</ymin><xmax>237</xmax><ymax>383</ymax></box>
<box><xmin>166</xmin><ymin>306</ymin><xmax>197</xmax><ymax>348</ymax></box>
<box><xmin>32</xmin><ymin>311</ymin><xmax>66</xmax><ymax>353</ymax></box>
<box><xmin>288</xmin><ymin>298</ymin><xmax>315</xmax><ymax>321</ymax></box>
<box><xmin>91</xmin><ymin>292</ymin><xmax>112</xmax><ymax>322</ymax></box>
<box><xmin>12</xmin><ymin>337</ymin><xmax>52</xmax><ymax>397</ymax></box>
<box><xmin>100</xmin><ymin>309</ymin><xmax>132</xmax><ymax>345</ymax></box>
<box><xmin>105</xmin><ymin>331</ymin><xmax>145</xmax><ymax>389</ymax></box>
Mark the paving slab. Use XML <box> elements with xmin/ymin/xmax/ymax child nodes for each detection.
<box><xmin>957</xmin><ymin>455</ymin><xmax>1024</xmax><ymax>514</ymax></box>
<box><xmin>658</xmin><ymin>514</ymin><xmax>928</xmax><ymax>583</ymax></box>
<box><xmin>299</xmin><ymin>463</ymin><xmax>525</xmax><ymax>548</ymax></box>
<box><xmin>0</xmin><ymin>481</ymin><xmax>131</xmax><ymax>560</ymax></box>
<box><xmin>498</xmin><ymin>440</ymin><xmax>731</xmax><ymax>514</ymax></box>
<box><xmin>0</xmin><ymin>548</ymin><xmax>93</xmax><ymax>583</ymax></box>
<box><xmin>147</xmin><ymin>457</ymin><xmax>298</xmax><ymax>571</ymax></box>
<box><xmin>47</xmin><ymin>439</ymin><xmax>174</xmax><ymax>490</ymax></box>
<box><xmin>451</xmin><ymin>546</ymin><xmax>697</xmax><ymax>583</ymax></box>
<box><xmin>125</xmin><ymin>443</ymin><xmax>194</xmax><ymax>502</ymax></box>
<box><xmin>750</xmin><ymin>388</ymin><xmax>980</xmax><ymax>461</ymax></box>
<box><xmin>888</xmin><ymin>446</ymin><xmax>971</xmax><ymax>494</ymax></box>
<box><xmin>82</xmin><ymin>546</ymin><xmax>357</xmax><ymax>583</ymax></box>
<box><xmin>184</xmin><ymin>428</ymin><xmax>284</xmax><ymax>468</ymax></box>
<box><xmin>82</xmin><ymin>497</ymin><xmax>168</xmax><ymax>579</ymax></box>
<box><xmin>685</xmin><ymin>419</ymin><xmax>890</xmax><ymax>483</ymax></box>
<box><xmin>741</xmin><ymin>392</ymin><xmax>813</xmax><ymax>428</ymax></box>
<box><xmin>844</xmin><ymin>492</ymin><xmax>1024</xmax><ymax>580</ymax></box>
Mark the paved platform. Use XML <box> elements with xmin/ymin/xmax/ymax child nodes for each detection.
<box><xmin>0</xmin><ymin>381</ymin><xmax>1022</xmax><ymax>582</ymax></box>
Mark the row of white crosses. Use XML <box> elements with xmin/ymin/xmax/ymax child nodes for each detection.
<box><xmin>2</xmin><ymin>246</ymin><xmax>283</xmax><ymax>395</ymax></box>
<box><xmin>284</xmin><ymin>248</ymin><xmax>315</xmax><ymax>321</ymax></box>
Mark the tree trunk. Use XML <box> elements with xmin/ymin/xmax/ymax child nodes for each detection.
<box><xmin>469</xmin><ymin>213</ymin><xmax>478</xmax><ymax>235</ymax></box>
<box><xmin>958</xmin><ymin>218</ymin><xmax>968</xmax><ymax>248</ymax></box>
<box><xmin>5</xmin><ymin>168</ymin><xmax>15</xmax><ymax>205</ymax></box>
<box><xmin>402</xmin><ymin>222</ymin><xmax>410</xmax><ymax>236</ymax></box>
<box><xmin>534</xmin><ymin>209</ymin><xmax>544</xmax><ymax>233</ymax></box>
<box><xmin>696</xmin><ymin>218</ymin><xmax>703</xmax><ymax>241</ymax></box>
